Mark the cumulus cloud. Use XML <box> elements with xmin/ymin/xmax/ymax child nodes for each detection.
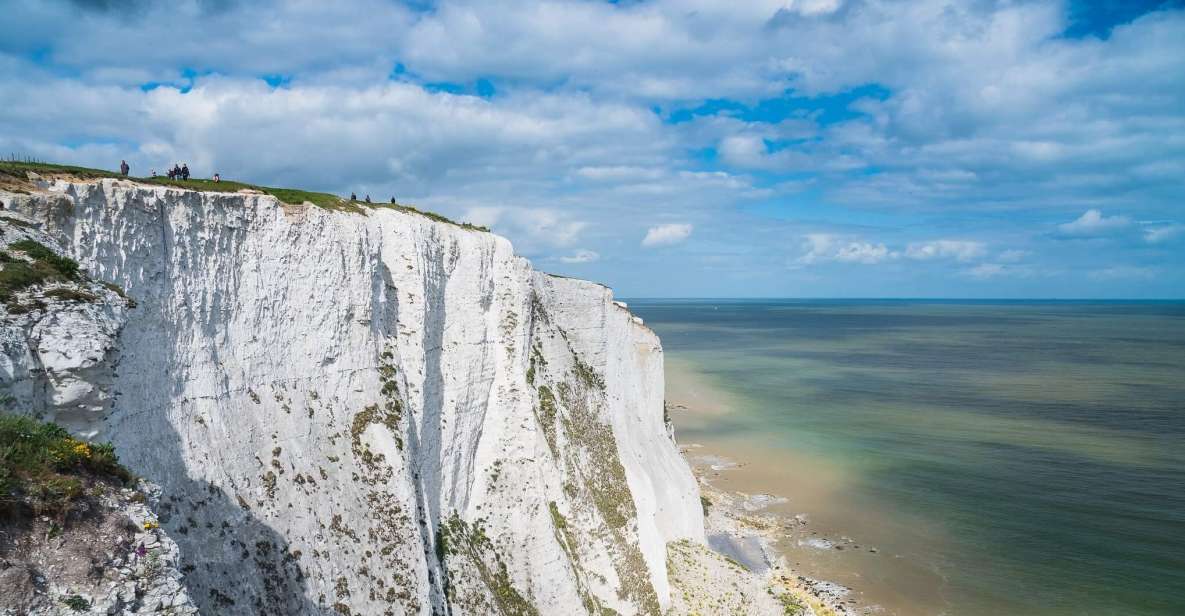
<box><xmin>641</xmin><ymin>223</ymin><xmax>693</xmax><ymax>247</ymax></box>
<box><xmin>1</xmin><ymin>0</ymin><xmax>1182</xmax><ymax>296</ymax></box>
<box><xmin>557</xmin><ymin>249</ymin><xmax>600</xmax><ymax>264</ymax></box>
<box><xmin>905</xmin><ymin>240</ymin><xmax>987</xmax><ymax>261</ymax></box>
<box><xmin>458</xmin><ymin>206</ymin><xmax>589</xmax><ymax>253</ymax></box>
<box><xmin>1144</xmin><ymin>224</ymin><xmax>1184</xmax><ymax>244</ymax></box>
<box><xmin>800</xmin><ymin>235</ymin><xmax>998</xmax><ymax>267</ymax></box>
<box><xmin>797</xmin><ymin>233</ymin><xmax>895</xmax><ymax>265</ymax></box>
<box><xmin>1058</xmin><ymin>210</ymin><xmax>1131</xmax><ymax>237</ymax></box>
<box><xmin>836</xmin><ymin>242</ymin><xmax>892</xmax><ymax>264</ymax></box>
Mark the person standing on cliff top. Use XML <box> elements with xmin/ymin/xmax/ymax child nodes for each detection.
<box><xmin>119</xmin><ymin>160</ymin><xmax>129</xmax><ymax>176</ymax></box>
<box><xmin>181</xmin><ymin>163</ymin><xmax>190</xmax><ymax>180</ymax></box>
<box><xmin>172</xmin><ymin>163</ymin><xmax>181</xmax><ymax>179</ymax></box>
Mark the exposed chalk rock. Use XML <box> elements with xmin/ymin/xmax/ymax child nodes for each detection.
<box><xmin>1</xmin><ymin>178</ymin><xmax>705</xmax><ymax>615</ymax></box>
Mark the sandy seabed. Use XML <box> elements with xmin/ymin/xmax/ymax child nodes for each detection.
<box><xmin>667</xmin><ymin>356</ymin><xmax>939</xmax><ymax>616</ymax></box>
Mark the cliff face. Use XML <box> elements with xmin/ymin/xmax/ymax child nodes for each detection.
<box><xmin>0</xmin><ymin>178</ymin><xmax>703</xmax><ymax>615</ymax></box>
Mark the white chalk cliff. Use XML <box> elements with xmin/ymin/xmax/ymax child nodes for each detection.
<box><xmin>0</xmin><ymin>178</ymin><xmax>704</xmax><ymax>615</ymax></box>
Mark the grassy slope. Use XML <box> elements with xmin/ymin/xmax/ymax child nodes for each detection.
<box><xmin>0</xmin><ymin>161</ymin><xmax>488</xmax><ymax>231</ymax></box>
<box><xmin>0</xmin><ymin>414</ymin><xmax>132</xmax><ymax>517</ymax></box>
<box><xmin>0</xmin><ymin>239</ymin><xmax>83</xmax><ymax>307</ymax></box>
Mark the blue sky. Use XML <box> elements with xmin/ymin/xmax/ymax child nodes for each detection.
<box><xmin>2</xmin><ymin>0</ymin><xmax>1183</xmax><ymax>298</ymax></box>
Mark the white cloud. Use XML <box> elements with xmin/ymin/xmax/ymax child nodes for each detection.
<box><xmin>718</xmin><ymin>135</ymin><xmax>771</xmax><ymax>169</ymax></box>
<box><xmin>459</xmin><ymin>205</ymin><xmax>588</xmax><ymax>252</ymax></box>
<box><xmin>557</xmin><ymin>249</ymin><xmax>600</xmax><ymax>264</ymax></box>
<box><xmin>997</xmin><ymin>249</ymin><xmax>1029</xmax><ymax>262</ymax></box>
<box><xmin>642</xmin><ymin>223</ymin><xmax>693</xmax><ymax>247</ymax></box>
<box><xmin>575</xmin><ymin>166</ymin><xmax>664</xmax><ymax>182</ymax></box>
<box><xmin>835</xmin><ymin>242</ymin><xmax>891</xmax><ymax>264</ymax></box>
<box><xmin>798</xmin><ymin>233</ymin><xmax>895</xmax><ymax>265</ymax></box>
<box><xmin>963</xmin><ymin>262</ymin><xmax>1045</xmax><ymax>279</ymax></box>
<box><xmin>797</xmin><ymin>234</ymin><xmax>839</xmax><ymax>265</ymax></box>
<box><xmin>1144</xmin><ymin>224</ymin><xmax>1184</xmax><ymax>244</ymax></box>
<box><xmin>905</xmin><ymin>240</ymin><xmax>987</xmax><ymax>261</ymax></box>
<box><xmin>964</xmin><ymin>263</ymin><xmax>1006</xmax><ymax>279</ymax></box>
<box><xmin>1058</xmin><ymin>209</ymin><xmax>1131</xmax><ymax>237</ymax></box>
<box><xmin>0</xmin><ymin>0</ymin><xmax>1182</xmax><ymax>296</ymax></box>
<box><xmin>801</xmin><ymin>235</ymin><xmax>997</xmax><ymax>267</ymax></box>
<box><xmin>461</xmin><ymin>206</ymin><xmax>505</xmax><ymax>228</ymax></box>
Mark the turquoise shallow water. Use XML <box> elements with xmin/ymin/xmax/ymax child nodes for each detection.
<box><xmin>627</xmin><ymin>299</ymin><xmax>1185</xmax><ymax>616</ymax></box>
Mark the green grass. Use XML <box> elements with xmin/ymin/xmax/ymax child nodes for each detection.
<box><xmin>1</xmin><ymin>160</ymin><xmax>490</xmax><ymax>230</ymax></box>
<box><xmin>43</xmin><ymin>287</ymin><xmax>99</xmax><ymax>303</ymax></box>
<box><xmin>265</xmin><ymin>186</ymin><xmax>349</xmax><ymax>209</ymax></box>
<box><xmin>0</xmin><ymin>160</ymin><xmax>121</xmax><ymax>181</ymax></box>
<box><xmin>139</xmin><ymin>176</ymin><xmax>345</xmax><ymax>210</ymax></box>
<box><xmin>7</xmin><ymin>239</ymin><xmax>80</xmax><ymax>278</ymax></box>
<box><xmin>359</xmin><ymin>201</ymin><xmax>489</xmax><ymax>231</ymax></box>
<box><xmin>0</xmin><ymin>240</ymin><xmax>82</xmax><ymax>305</ymax></box>
<box><xmin>0</xmin><ymin>414</ymin><xmax>132</xmax><ymax>517</ymax></box>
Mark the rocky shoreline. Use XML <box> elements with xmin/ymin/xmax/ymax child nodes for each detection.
<box><xmin>682</xmin><ymin>445</ymin><xmax>879</xmax><ymax>616</ymax></box>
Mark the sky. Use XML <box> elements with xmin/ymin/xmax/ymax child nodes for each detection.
<box><xmin>2</xmin><ymin>0</ymin><xmax>1183</xmax><ymax>298</ymax></box>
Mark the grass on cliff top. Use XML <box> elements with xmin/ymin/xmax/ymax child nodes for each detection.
<box><xmin>0</xmin><ymin>414</ymin><xmax>132</xmax><ymax>517</ymax></box>
<box><xmin>0</xmin><ymin>160</ymin><xmax>122</xmax><ymax>182</ymax></box>
<box><xmin>0</xmin><ymin>160</ymin><xmax>489</xmax><ymax>230</ymax></box>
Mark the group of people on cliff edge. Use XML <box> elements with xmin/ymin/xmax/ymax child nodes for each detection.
<box><xmin>142</xmin><ymin>162</ymin><xmax>220</xmax><ymax>182</ymax></box>
<box><xmin>161</xmin><ymin>163</ymin><xmax>189</xmax><ymax>180</ymax></box>
<box><xmin>350</xmin><ymin>192</ymin><xmax>397</xmax><ymax>204</ymax></box>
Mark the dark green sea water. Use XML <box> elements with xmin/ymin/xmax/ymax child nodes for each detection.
<box><xmin>627</xmin><ymin>300</ymin><xmax>1185</xmax><ymax>616</ymax></box>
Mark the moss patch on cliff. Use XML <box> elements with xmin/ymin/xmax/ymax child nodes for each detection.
<box><xmin>548</xmin><ymin>501</ymin><xmax>612</xmax><ymax>615</ymax></box>
<box><xmin>437</xmin><ymin>513</ymin><xmax>539</xmax><ymax>616</ymax></box>
<box><xmin>535</xmin><ymin>385</ymin><xmax>559</xmax><ymax>458</ymax></box>
<box><xmin>6</xmin><ymin>240</ymin><xmax>80</xmax><ymax>278</ymax></box>
<box><xmin>556</xmin><ymin>384</ymin><xmax>631</xmax><ymax>532</ymax></box>
<box><xmin>547</xmin><ymin>344</ymin><xmax>660</xmax><ymax>614</ymax></box>
<box><xmin>349</xmin><ymin>351</ymin><xmax>405</xmax><ymax>463</ymax></box>
<box><xmin>43</xmin><ymin>288</ymin><xmax>99</xmax><ymax>303</ymax></box>
<box><xmin>0</xmin><ymin>414</ymin><xmax>131</xmax><ymax>518</ymax></box>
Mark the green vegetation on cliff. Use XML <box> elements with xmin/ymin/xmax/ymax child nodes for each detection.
<box><xmin>0</xmin><ymin>414</ymin><xmax>132</xmax><ymax>517</ymax></box>
<box><xmin>0</xmin><ymin>160</ymin><xmax>488</xmax><ymax>231</ymax></box>
<box><xmin>0</xmin><ymin>239</ymin><xmax>82</xmax><ymax>306</ymax></box>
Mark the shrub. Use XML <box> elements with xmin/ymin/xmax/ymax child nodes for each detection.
<box><xmin>8</xmin><ymin>240</ymin><xmax>80</xmax><ymax>279</ymax></box>
<box><xmin>0</xmin><ymin>240</ymin><xmax>82</xmax><ymax>306</ymax></box>
<box><xmin>43</xmin><ymin>288</ymin><xmax>99</xmax><ymax>303</ymax></box>
<box><xmin>0</xmin><ymin>414</ymin><xmax>132</xmax><ymax>516</ymax></box>
<box><xmin>62</xmin><ymin>595</ymin><xmax>91</xmax><ymax>612</ymax></box>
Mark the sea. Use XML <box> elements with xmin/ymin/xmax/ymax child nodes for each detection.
<box><xmin>626</xmin><ymin>299</ymin><xmax>1185</xmax><ymax>616</ymax></box>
